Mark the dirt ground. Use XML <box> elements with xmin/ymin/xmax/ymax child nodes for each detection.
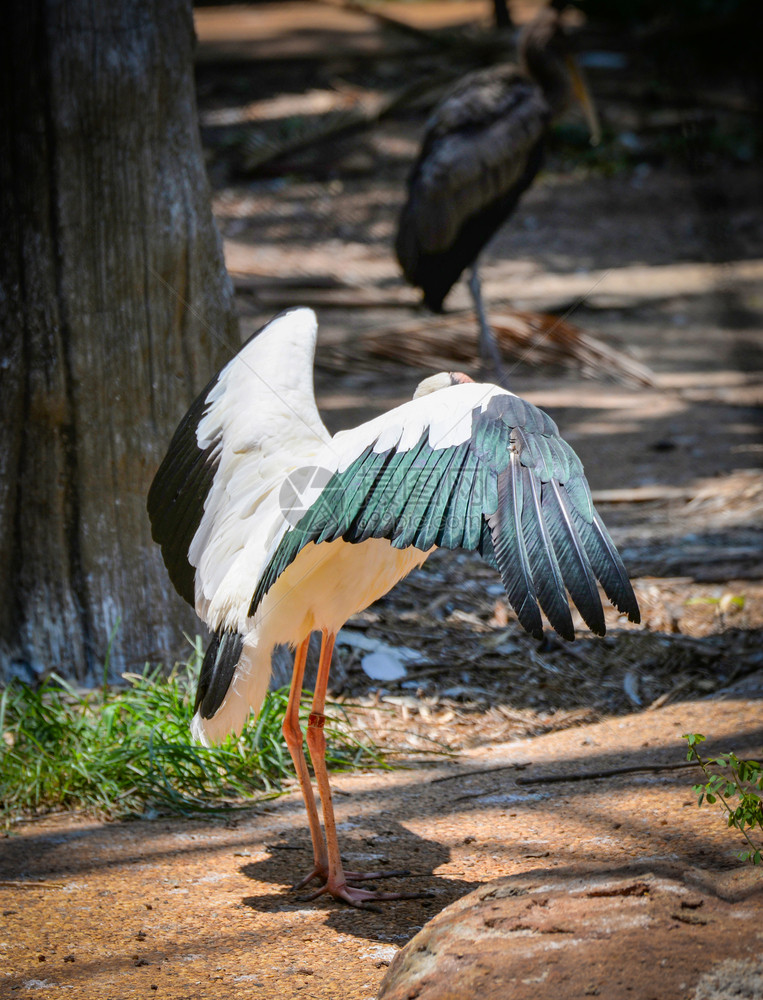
<box><xmin>3</xmin><ymin>697</ymin><xmax>762</xmax><ymax>999</ymax></box>
<box><xmin>2</xmin><ymin>2</ymin><xmax>762</xmax><ymax>998</ymax></box>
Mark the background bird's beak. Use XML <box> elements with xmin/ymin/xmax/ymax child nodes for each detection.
<box><xmin>565</xmin><ymin>54</ymin><xmax>601</xmax><ymax>146</ymax></box>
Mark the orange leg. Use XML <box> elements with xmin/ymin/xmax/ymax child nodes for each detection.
<box><xmin>282</xmin><ymin>635</ymin><xmax>327</xmax><ymax>888</ymax></box>
<box><xmin>305</xmin><ymin>629</ymin><xmax>425</xmax><ymax>908</ymax></box>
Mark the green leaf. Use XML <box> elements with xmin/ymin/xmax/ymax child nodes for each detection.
<box><xmin>683</xmin><ymin>733</ymin><xmax>705</xmax><ymax>747</ymax></box>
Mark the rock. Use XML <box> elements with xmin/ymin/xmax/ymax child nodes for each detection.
<box><xmin>693</xmin><ymin>956</ymin><xmax>763</xmax><ymax>1000</ymax></box>
<box><xmin>361</xmin><ymin>651</ymin><xmax>409</xmax><ymax>682</ymax></box>
<box><xmin>376</xmin><ymin>865</ymin><xmax>763</xmax><ymax>1000</ymax></box>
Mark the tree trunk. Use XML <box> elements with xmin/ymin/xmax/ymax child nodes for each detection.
<box><xmin>0</xmin><ymin>0</ymin><xmax>238</xmax><ymax>682</ymax></box>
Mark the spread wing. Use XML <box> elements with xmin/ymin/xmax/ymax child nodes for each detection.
<box><xmin>251</xmin><ymin>384</ymin><xmax>639</xmax><ymax>641</ymax></box>
<box><xmin>147</xmin><ymin>307</ymin><xmax>331</xmax><ymax>629</ymax></box>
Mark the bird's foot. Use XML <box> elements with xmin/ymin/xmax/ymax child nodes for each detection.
<box><xmin>292</xmin><ymin>865</ymin><xmax>326</xmax><ymax>890</ymax></box>
<box><xmin>344</xmin><ymin>868</ymin><xmax>411</xmax><ymax>883</ymax></box>
<box><xmin>304</xmin><ymin>877</ymin><xmax>432</xmax><ymax>911</ymax></box>
<box><xmin>293</xmin><ymin>864</ymin><xmax>409</xmax><ymax>891</ymax></box>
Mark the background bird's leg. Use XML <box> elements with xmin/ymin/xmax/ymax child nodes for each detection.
<box><xmin>469</xmin><ymin>263</ymin><xmax>508</xmax><ymax>386</ymax></box>
<box><xmin>282</xmin><ymin>635</ymin><xmax>328</xmax><ymax>889</ymax></box>
<box><xmin>305</xmin><ymin>630</ymin><xmax>423</xmax><ymax>908</ymax></box>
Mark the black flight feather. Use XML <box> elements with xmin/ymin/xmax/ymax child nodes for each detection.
<box><xmin>319</xmin><ymin>445</ymin><xmax>380</xmax><ymax>544</ymax></box>
<box><xmin>367</xmin><ymin>433</ymin><xmax>432</xmax><ymax>542</ymax></box>
<box><xmin>438</xmin><ymin>446</ymin><xmax>474</xmax><ymax>550</ymax></box>
<box><xmin>248</xmin><ymin>394</ymin><xmax>638</xmax><ymax>644</ymax></box>
<box><xmin>392</xmin><ymin>446</ymin><xmax>449</xmax><ymax>548</ymax></box>
<box><xmin>569</xmin><ymin>506</ymin><xmax>640</xmax><ymax>622</ymax></box>
<box><xmin>148</xmin><ymin>418</ymin><xmax>221</xmax><ymax>607</ymax></box>
<box><xmin>195</xmin><ymin>629</ymin><xmax>245</xmax><ymax>719</ymax></box>
<box><xmin>416</xmin><ymin>442</ymin><xmax>469</xmax><ymax>550</ymax></box>
<box><xmin>519</xmin><ymin>464</ymin><xmax>574</xmax><ymax>640</ymax></box>
<box><xmin>487</xmin><ymin>451</ymin><xmax>543</xmax><ymax>639</ymax></box>
<box><xmin>542</xmin><ymin>479</ymin><xmax>605</xmax><ymax>635</ymax></box>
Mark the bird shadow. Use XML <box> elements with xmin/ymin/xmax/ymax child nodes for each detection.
<box><xmin>238</xmin><ymin>816</ymin><xmax>481</xmax><ymax>940</ymax></box>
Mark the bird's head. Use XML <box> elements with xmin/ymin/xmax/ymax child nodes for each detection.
<box><xmin>520</xmin><ymin>7</ymin><xmax>601</xmax><ymax>146</ymax></box>
<box><xmin>519</xmin><ymin>6</ymin><xmax>565</xmax><ymax>60</ymax></box>
<box><xmin>413</xmin><ymin>372</ymin><xmax>475</xmax><ymax>399</ymax></box>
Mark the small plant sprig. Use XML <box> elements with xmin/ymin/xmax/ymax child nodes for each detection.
<box><xmin>683</xmin><ymin>733</ymin><xmax>763</xmax><ymax>864</ymax></box>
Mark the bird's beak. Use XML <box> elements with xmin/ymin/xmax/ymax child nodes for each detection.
<box><xmin>565</xmin><ymin>54</ymin><xmax>601</xmax><ymax>147</ymax></box>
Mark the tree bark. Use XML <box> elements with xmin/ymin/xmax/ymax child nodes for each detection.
<box><xmin>0</xmin><ymin>0</ymin><xmax>238</xmax><ymax>681</ymax></box>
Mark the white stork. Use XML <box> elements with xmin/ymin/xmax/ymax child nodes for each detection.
<box><xmin>147</xmin><ymin>307</ymin><xmax>639</xmax><ymax>907</ymax></box>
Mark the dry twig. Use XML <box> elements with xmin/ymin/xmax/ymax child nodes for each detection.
<box><xmin>516</xmin><ymin>760</ymin><xmax>699</xmax><ymax>785</ymax></box>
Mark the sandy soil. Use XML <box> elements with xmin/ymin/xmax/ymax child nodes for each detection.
<box><xmin>3</xmin><ymin>695</ymin><xmax>762</xmax><ymax>999</ymax></box>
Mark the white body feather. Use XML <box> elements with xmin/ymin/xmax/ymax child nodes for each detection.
<box><xmin>189</xmin><ymin>308</ymin><xmax>510</xmax><ymax>744</ymax></box>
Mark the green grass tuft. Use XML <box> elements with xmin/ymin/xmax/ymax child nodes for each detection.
<box><xmin>0</xmin><ymin>641</ymin><xmax>385</xmax><ymax>826</ymax></box>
